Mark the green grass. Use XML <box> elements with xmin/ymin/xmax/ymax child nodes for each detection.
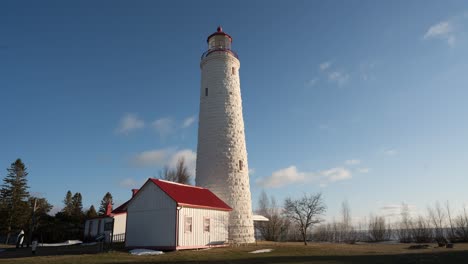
<box><xmin>1</xmin><ymin>242</ymin><xmax>468</xmax><ymax>264</ymax></box>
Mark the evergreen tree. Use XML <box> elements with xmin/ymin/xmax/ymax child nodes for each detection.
<box><xmin>86</xmin><ymin>205</ymin><xmax>98</xmax><ymax>219</ymax></box>
<box><xmin>62</xmin><ymin>190</ymin><xmax>73</xmax><ymax>216</ymax></box>
<box><xmin>98</xmin><ymin>192</ymin><xmax>113</xmax><ymax>215</ymax></box>
<box><xmin>0</xmin><ymin>159</ymin><xmax>30</xmax><ymax>244</ymax></box>
<box><xmin>71</xmin><ymin>192</ymin><xmax>83</xmax><ymax>218</ymax></box>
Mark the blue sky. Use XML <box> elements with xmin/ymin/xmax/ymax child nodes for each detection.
<box><xmin>1</xmin><ymin>0</ymin><xmax>468</xmax><ymax>221</ymax></box>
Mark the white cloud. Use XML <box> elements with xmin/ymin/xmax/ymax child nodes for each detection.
<box><xmin>131</xmin><ymin>149</ymin><xmax>170</xmax><ymax>167</ymax></box>
<box><xmin>181</xmin><ymin>116</ymin><xmax>196</xmax><ymax>128</ymax></box>
<box><xmin>119</xmin><ymin>178</ymin><xmax>138</xmax><ymax>188</ymax></box>
<box><xmin>115</xmin><ymin>113</ymin><xmax>145</xmax><ymax>135</ymax></box>
<box><xmin>320</xmin><ymin>61</ymin><xmax>332</xmax><ymax>71</ymax></box>
<box><xmin>384</xmin><ymin>149</ymin><xmax>398</xmax><ymax>156</ymax></box>
<box><xmin>131</xmin><ymin>148</ymin><xmax>197</xmax><ymax>177</ymax></box>
<box><xmin>345</xmin><ymin>159</ymin><xmax>361</xmax><ymax>165</ymax></box>
<box><xmin>424</xmin><ymin>21</ymin><xmax>453</xmax><ymax>39</ymax></box>
<box><xmin>152</xmin><ymin>117</ymin><xmax>174</xmax><ymax>138</ymax></box>
<box><xmin>357</xmin><ymin>167</ymin><xmax>371</xmax><ymax>173</ymax></box>
<box><xmin>424</xmin><ymin>20</ymin><xmax>457</xmax><ymax>47</ymax></box>
<box><xmin>167</xmin><ymin>149</ymin><xmax>197</xmax><ymax>177</ymax></box>
<box><xmin>328</xmin><ymin>71</ymin><xmax>349</xmax><ymax>86</ymax></box>
<box><xmin>321</xmin><ymin>167</ymin><xmax>352</xmax><ymax>182</ymax></box>
<box><xmin>257</xmin><ymin>165</ymin><xmax>352</xmax><ymax>188</ymax></box>
<box><xmin>249</xmin><ymin>168</ymin><xmax>255</xmax><ymax>175</ymax></box>
<box><xmin>257</xmin><ymin>166</ymin><xmax>306</xmax><ymax>188</ymax></box>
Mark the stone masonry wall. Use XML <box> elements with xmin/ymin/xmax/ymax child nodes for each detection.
<box><xmin>196</xmin><ymin>51</ymin><xmax>255</xmax><ymax>243</ymax></box>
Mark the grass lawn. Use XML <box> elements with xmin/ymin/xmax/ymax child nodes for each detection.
<box><xmin>1</xmin><ymin>242</ymin><xmax>467</xmax><ymax>264</ymax></box>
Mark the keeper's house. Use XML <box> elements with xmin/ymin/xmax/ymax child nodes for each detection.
<box><xmin>125</xmin><ymin>179</ymin><xmax>231</xmax><ymax>250</ymax></box>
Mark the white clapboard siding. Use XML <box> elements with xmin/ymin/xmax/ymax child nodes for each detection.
<box><xmin>113</xmin><ymin>213</ymin><xmax>126</xmax><ymax>235</ymax></box>
<box><xmin>178</xmin><ymin>207</ymin><xmax>229</xmax><ymax>247</ymax></box>
<box><xmin>126</xmin><ymin>182</ymin><xmax>177</xmax><ymax>247</ymax></box>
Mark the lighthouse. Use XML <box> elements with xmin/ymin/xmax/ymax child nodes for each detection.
<box><xmin>196</xmin><ymin>27</ymin><xmax>255</xmax><ymax>243</ymax></box>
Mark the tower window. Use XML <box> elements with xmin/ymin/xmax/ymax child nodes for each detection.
<box><xmin>232</xmin><ymin>67</ymin><xmax>236</xmax><ymax>75</ymax></box>
<box><xmin>205</xmin><ymin>88</ymin><xmax>208</xmax><ymax>96</ymax></box>
<box><xmin>239</xmin><ymin>160</ymin><xmax>243</xmax><ymax>171</ymax></box>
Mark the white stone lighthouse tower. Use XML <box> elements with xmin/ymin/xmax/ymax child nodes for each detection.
<box><xmin>196</xmin><ymin>26</ymin><xmax>255</xmax><ymax>243</ymax></box>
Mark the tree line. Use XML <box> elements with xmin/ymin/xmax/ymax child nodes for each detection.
<box><xmin>256</xmin><ymin>191</ymin><xmax>468</xmax><ymax>245</ymax></box>
<box><xmin>0</xmin><ymin>159</ymin><xmax>116</xmax><ymax>244</ymax></box>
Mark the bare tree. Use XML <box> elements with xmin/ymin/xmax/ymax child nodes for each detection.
<box><xmin>397</xmin><ymin>203</ymin><xmax>412</xmax><ymax>243</ymax></box>
<box><xmin>283</xmin><ymin>193</ymin><xmax>326</xmax><ymax>245</ymax></box>
<box><xmin>159</xmin><ymin>158</ymin><xmax>191</xmax><ymax>184</ymax></box>
<box><xmin>256</xmin><ymin>191</ymin><xmax>289</xmax><ymax>241</ymax></box>
<box><xmin>411</xmin><ymin>215</ymin><xmax>433</xmax><ymax>243</ymax></box>
<box><xmin>368</xmin><ymin>215</ymin><xmax>391</xmax><ymax>242</ymax></box>
<box><xmin>445</xmin><ymin>201</ymin><xmax>456</xmax><ymax>242</ymax></box>
<box><xmin>340</xmin><ymin>200</ymin><xmax>357</xmax><ymax>243</ymax></box>
<box><xmin>427</xmin><ymin>201</ymin><xmax>447</xmax><ymax>243</ymax></box>
<box><xmin>453</xmin><ymin>206</ymin><xmax>468</xmax><ymax>242</ymax></box>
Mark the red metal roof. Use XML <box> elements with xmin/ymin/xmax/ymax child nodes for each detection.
<box><xmin>149</xmin><ymin>179</ymin><xmax>232</xmax><ymax>211</ymax></box>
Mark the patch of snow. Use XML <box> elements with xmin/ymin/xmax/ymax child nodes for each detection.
<box><xmin>129</xmin><ymin>249</ymin><xmax>164</xmax><ymax>256</ymax></box>
<box><xmin>249</xmin><ymin>249</ymin><xmax>273</xmax><ymax>254</ymax></box>
<box><xmin>40</xmin><ymin>240</ymin><xmax>82</xmax><ymax>247</ymax></box>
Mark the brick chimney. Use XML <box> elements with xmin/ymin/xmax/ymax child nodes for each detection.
<box><xmin>105</xmin><ymin>202</ymin><xmax>112</xmax><ymax>216</ymax></box>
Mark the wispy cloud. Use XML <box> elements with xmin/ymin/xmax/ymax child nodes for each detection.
<box><xmin>357</xmin><ymin>167</ymin><xmax>371</xmax><ymax>173</ymax></box>
<box><xmin>384</xmin><ymin>149</ymin><xmax>398</xmax><ymax>156</ymax></box>
<box><xmin>152</xmin><ymin>117</ymin><xmax>174</xmax><ymax>138</ymax></box>
<box><xmin>345</xmin><ymin>159</ymin><xmax>361</xmax><ymax>165</ymax></box>
<box><xmin>119</xmin><ymin>178</ymin><xmax>138</xmax><ymax>188</ymax></box>
<box><xmin>182</xmin><ymin>116</ymin><xmax>196</xmax><ymax>128</ymax></box>
<box><xmin>167</xmin><ymin>149</ymin><xmax>197</xmax><ymax>177</ymax></box>
<box><xmin>423</xmin><ymin>12</ymin><xmax>468</xmax><ymax>47</ymax></box>
<box><xmin>257</xmin><ymin>165</ymin><xmax>351</xmax><ymax>188</ymax></box>
<box><xmin>130</xmin><ymin>148</ymin><xmax>197</xmax><ymax>177</ymax></box>
<box><xmin>424</xmin><ymin>21</ymin><xmax>455</xmax><ymax>46</ymax></box>
<box><xmin>115</xmin><ymin>113</ymin><xmax>145</xmax><ymax>135</ymax></box>
<box><xmin>319</xmin><ymin>61</ymin><xmax>332</xmax><ymax>71</ymax></box>
<box><xmin>131</xmin><ymin>149</ymin><xmax>170</xmax><ymax>167</ymax></box>
<box><xmin>328</xmin><ymin>71</ymin><xmax>349</xmax><ymax>86</ymax></box>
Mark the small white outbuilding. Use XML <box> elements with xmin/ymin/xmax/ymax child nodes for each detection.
<box><xmin>83</xmin><ymin>203</ymin><xmax>127</xmax><ymax>243</ymax></box>
<box><xmin>125</xmin><ymin>179</ymin><xmax>232</xmax><ymax>250</ymax></box>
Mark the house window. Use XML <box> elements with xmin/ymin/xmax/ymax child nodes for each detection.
<box><xmin>203</xmin><ymin>217</ymin><xmax>210</xmax><ymax>232</ymax></box>
<box><xmin>232</xmin><ymin>67</ymin><xmax>236</xmax><ymax>75</ymax></box>
<box><xmin>239</xmin><ymin>160</ymin><xmax>243</xmax><ymax>171</ymax></box>
<box><xmin>205</xmin><ymin>88</ymin><xmax>208</xmax><ymax>96</ymax></box>
<box><xmin>185</xmin><ymin>216</ymin><xmax>192</xmax><ymax>232</ymax></box>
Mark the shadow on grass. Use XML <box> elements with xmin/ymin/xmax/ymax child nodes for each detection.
<box><xmin>1</xmin><ymin>245</ymin><xmax>468</xmax><ymax>264</ymax></box>
<box><xmin>99</xmin><ymin>251</ymin><xmax>468</xmax><ymax>264</ymax></box>
<box><xmin>0</xmin><ymin>245</ymin><xmax>102</xmax><ymax>259</ymax></box>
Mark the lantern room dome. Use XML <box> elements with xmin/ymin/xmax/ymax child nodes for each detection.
<box><xmin>206</xmin><ymin>26</ymin><xmax>233</xmax><ymax>43</ymax></box>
